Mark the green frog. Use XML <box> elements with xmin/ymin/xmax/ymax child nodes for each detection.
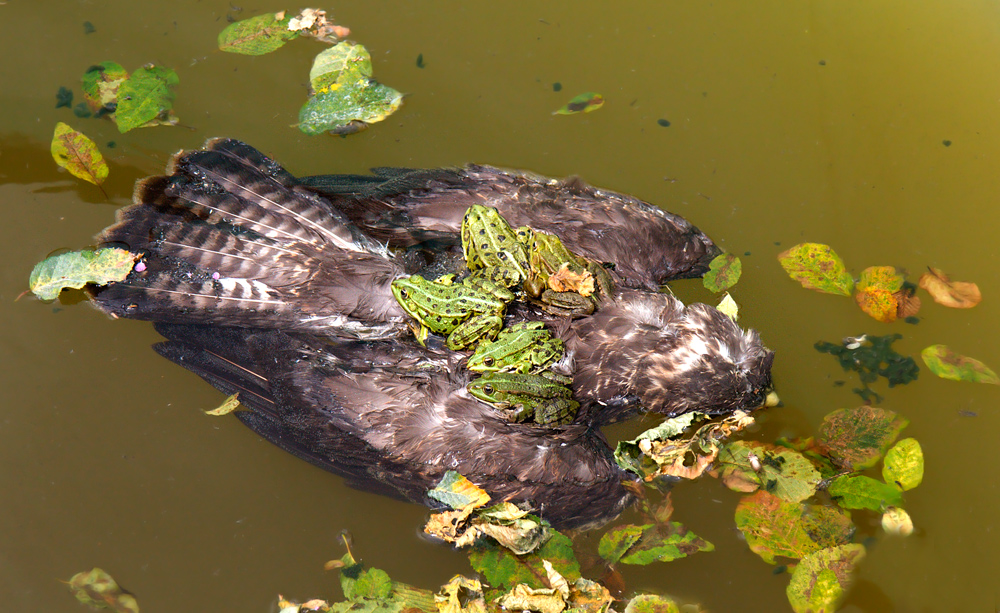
<box><xmin>466</xmin><ymin>322</ymin><xmax>564</xmax><ymax>374</ymax></box>
<box><xmin>391</xmin><ymin>274</ymin><xmax>513</xmax><ymax>350</ymax></box>
<box><xmin>522</xmin><ymin>230</ymin><xmax>614</xmax><ymax>316</ymax></box>
<box><xmin>466</xmin><ymin>372</ymin><xmax>580</xmax><ymax>426</ymax></box>
<box><xmin>461</xmin><ymin>205</ymin><xmax>530</xmax><ymax>288</ymax></box>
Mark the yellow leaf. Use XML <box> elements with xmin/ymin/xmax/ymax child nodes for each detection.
<box><xmin>204</xmin><ymin>393</ymin><xmax>244</xmax><ymax>415</ymax></box>
<box><xmin>51</xmin><ymin>122</ymin><xmax>109</xmax><ymax>187</ymax></box>
<box><xmin>918</xmin><ymin>267</ymin><xmax>981</xmax><ymax>308</ymax></box>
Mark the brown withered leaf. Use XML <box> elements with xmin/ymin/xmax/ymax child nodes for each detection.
<box><xmin>548</xmin><ymin>263</ymin><xmax>595</xmax><ymax>296</ymax></box>
<box><xmin>918</xmin><ymin>267</ymin><xmax>981</xmax><ymax>308</ymax></box>
<box><xmin>894</xmin><ymin>288</ymin><xmax>921</xmax><ymax>318</ymax></box>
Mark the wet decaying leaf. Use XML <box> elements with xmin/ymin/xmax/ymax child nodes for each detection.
<box><xmin>882</xmin><ymin>438</ymin><xmax>923</xmax><ymax>491</ymax></box>
<box><xmin>435</xmin><ymin>575</ymin><xmax>487</xmax><ymax>613</ymax></box>
<box><xmin>881</xmin><ymin>506</ymin><xmax>914</xmax><ymax>536</ymax></box>
<box><xmin>299</xmin><ymin>42</ymin><xmax>404</xmax><ymax>135</ymax></box>
<box><xmin>29</xmin><ymin>248</ymin><xmax>140</xmax><ymax>301</ymax></box>
<box><xmin>51</xmin><ymin>122</ymin><xmax>109</xmax><ymax>187</ymax></box>
<box><xmin>826</xmin><ymin>475</ymin><xmax>902</xmax><ymax>511</ymax></box>
<box><xmin>81</xmin><ymin>61</ymin><xmax>129</xmax><ymax>116</ymax></box>
<box><xmin>287</xmin><ymin>8</ymin><xmax>351</xmax><ymax>43</ymax></box>
<box><xmin>815</xmin><ymin>335</ymin><xmax>919</xmax><ymax>403</ymax></box>
<box><xmin>548</xmin><ymin>264</ymin><xmax>595</xmax><ymax>296</ymax></box>
<box><xmin>278</xmin><ymin>595</ymin><xmax>331</xmax><ymax>612</ymax></box>
<box><xmin>114</xmin><ymin>64</ymin><xmax>180</xmax><ymax>133</ymax></box>
<box><xmin>785</xmin><ymin>544</ymin><xmax>866</xmax><ymax>613</ymax></box>
<box><xmin>622</xmin><ymin>594</ymin><xmax>683</xmax><ymax>613</ymax></box>
<box><xmin>817</xmin><ymin>406</ymin><xmax>908</xmax><ymax>471</ymax></box>
<box><xmin>204</xmin><ymin>393</ymin><xmax>244</xmax><ymax>416</ymax></box>
<box><xmin>774</xmin><ymin>436</ymin><xmax>840</xmax><ymax>479</ymax></box>
<box><xmin>468</xmin><ymin>529</ymin><xmax>580</xmax><ymax>594</ymax></box>
<box><xmin>734</xmin><ymin>491</ymin><xmax>854</xmax><ymax>565</ymax></box>
<box><xmin>554</xmin><ymin>92</ymin><xmax>605</xmax><ymax>115</ymax></box>
<box><xmin>921</xmin><ymin>344</ymin><xmax>999</xmax><ymax>384</ymax></box>
<box><xmin>427</xmin><ymin>470</ymin><xmax>492</xmax><ymax>511</ymax></box>
<box><xmin>714</xmin><ymin>441</ymin><xmax>821</xmax><ymax>503</ymax></box>
<box><xmin>918</xmin><ymin>267</ymin><xmax>981</xmax><ymax>309</ymax></box>
<box><xmin>854</xmin><ymin>266</ymin><xmax>904</xmax><ymax>322</ymax></box>
<box><xmin>330</xmin><ymin>549</ymin><xmax>436</xmax><ymax>613</ymax></box>
<box><xmin>66</xmin><ymin>568</ymin><xmax>139</xmax><ymax>613</ymax></box>
<box><xmin>702</xmin><ymin>253</ymin><xmax>742</xmax><ymax>293</ymax></box>
<box><xmin>598</xmin><ymin>521</ymin><xmax>714</xmax><ymax>566</ymax></box>
<box><xmin>777</xmin><ymin>243</ymin><xmax>855</xmax><ymax>296</ymax></box>
<box><xmin>218</xmin><ymin>11</ymin><xmax>297</xmax><ymax>55</ymax></box>
<box><xmin>615</xmin><ymin>411</ymin><xmax>755</xmax><ymax>482</ymax></box>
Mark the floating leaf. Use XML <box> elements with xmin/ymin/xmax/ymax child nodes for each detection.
<box><xmin>623</xmin><ymin>594</ymin><xmax>682</xmax><ymax>613</ymax></box>
<box><xmin>854</xmin><ymin>266</ymin><xmax>903</xmax><ymax>322</ymax></box>
<box><xmin>81</xmin><ymin>61</ymin><xmax>128</xmax><ymax>114</ymax></box>
<box><xmin>882</xmin><ymin>438</ymin><xmax>923</xmax><ymax>491</ymax></box>
<box><xmin>51</xmin><ymin>123</ymin><xmax>109</xmax><ymax>187</ymax></box>
<box><xmin>599</xmin><ymin>522</ymin><xmax>713</xmax><ymax>566</ymax></box>
<box><xmin>114</xmin><ymin>65</ymin><xmax>179</xmax><ymax>133</ymax></box>
<box><xmin>204</xmin><ymin>393</ymin><xmax>243</xmax><ymax>416</ymax></box>
<box><xmin>497</xmin><ymin>584</ymin><xmax>565</xmax><ymax>613</ymax></box>
<box><xmin>29</xmin><ymin>248</ymin><xmax>139</xmax><ymax>301</ymax></box>
<box><xmin>715</xmin><ymin>441</ymin><xmax>821</xmax><ymax>503</ymax></box>
<box><xmin>66</xmin><ymin>568</ymin><xmax>139</xmax><ymax>613</ymax></box>
<box><xmin>554</xmin><ymin>92</ymin><xmax>604</xmax><ymax>115</ymax></box>
<box><xmin>468</xmin><ymin>529</ymin><xmax>579</xmax><ymax>593</ymax></box>
<box><xmin>287</xmin><ymin>8</ymin><xmax>350</xmax><ymax>43</ymax></box>
<box><xmin>567</xmin><ymin>578</ymin><xmax>613</xmax><ymax>613</ymax></box>
<box><xmin>881</xmin><ymin>506</ymin><xmax>914</xmax><ymax>536</ymax></box>
<box><xmin>333</xmin><ymin>550</ymin><xmax>435</xmax><ymax>613</ymax></box>
<box><xmin>817</xmin><ymin>406</ymin><xmax>908</xmax><ymax>471</ymax></box>
<box><xmin>218</xmin><ymin>11</ymin><xmax>297</xmax><ymax>55</ymax></box>
<box><xmin>435</xmin><ymin>576</ymin><xmax>486</xmax><ymax>613</ymax></box>
<box><xmin>734</xmin><ymin>491</ymin><xmax>853</xmax><ymax>564</ymax></box>
<box><xmin>894</xmin><ymin>284</ymin><xmax>922</xmax><ymax>318</ymax></box>
<box><xmin>786</xmin><ymin>544</ymin><xmax>866</xmax><ymax>613</ymax></box>
<box><xmin>56</xmin><ymin>86</ymin><xmax>73</xmax><ymax>108</ymax></box>
<box><xmin>702</xmin><ymin>253</ymin><xmax>742</xmax><ymax>292</ymax></box>
<box><xmin>827</xmin><ymin>475</ymin><xmax>902</xmax><ymax>511</ymax></box>
<box><xmin>299</xmin><ymin>43</ymin><xmax>403</xmax><ymax>135</ymax></box>
<box><xmin>716</xmin><ymin>292</ymin><xmax>739</xmax><ymax>321</ymax></box>
<box><xmin>918</xmin><ymin>267</ymin><xmax>981</xmax><ymax>309</ymax></box>
<box><xmin>428</xmin><ymin>471</ymin><xmax>491</xmax><ymax>511</ymax></box>
<box><xmin>777</xmin><ymin>243</ymin><xmax>854</xmax><ymax>296</ymax></box>
<box><xmin>921</xmin><ymin>344</ymin><xmax>999</xmax><ymax>384</ymax></box>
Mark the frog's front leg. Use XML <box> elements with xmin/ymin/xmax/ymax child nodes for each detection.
<box><xmin>534</xmin><ymin>398</ymin><xmax>580</xmax><ymax>426</ymax></box>
<box><xmin>446</xmin><ymin>313</ymin><xmax>504</xmax><ymax>350</ymax></box>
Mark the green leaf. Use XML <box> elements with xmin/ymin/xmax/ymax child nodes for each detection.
<box><xmin>882</xmin><ymin>438</ymin><xmax>924</xmax><ymax>491</ymax></box>
<box><xmin>468</xmin><ymin>529</ymin><xmax>579</xmax><ymax>593</ymax></box>
<box><xmin>622</xmin><ymin>594</ymin><xmax>682</xmax><ymax>613</ymax></box>
<box><xmin>618</xmin><ymin>522</ymin><xmax>714</xmax><ymax>565</ymax></box>
<box><xmin>354</xmin><ymin>568</ymin><xmax>393</xmax><ymax>600</ymax></box>
<box><xmin>921</xmin><ymin>344</ymin><xmax>1000</xmax><ymax>384</ymax></box>
<box><xmin>817</xmin><ymin>406</ymin><xmax>908</xmax><ymax>471</ymax></box>
<box><xmin>428</xmin><ymin>471</ymin><xmax>491</xmax><ymax>510</ymax></box>
<box><xmin>597</xmin><ymin>524</ymin><xmax>644</xmax><ymax>565</ymax></box>
<box><xmin>827</xmin><ymin>475</ymin><xmax>903</xmax><ymax>511</ymax></box>
<box><xmin>734</xmin><ymin>491</ymin><xmax>853</xmax><ymax>564</ymax></box>
<box><xmin>81</xmin><ymin>61</ymin><xmax>128</xmax><ymax>114</ymax></box>
<box><xmin>786</xmin><ymin>544</ymin><xmax>866</xmax><ymax>613</ymax></box>
<box><xmin>702</xmin><ymin>253</ymin><xmax>742</xmax><ymax>292</ymax></box>
<box><xmin>51</xmin><ymin>122</ymin><xmax>109</xmax><ymax>187</ymax></box>
<box><xmin>67</xmin><ymin>568</ymin><xmax>139</xmax><ymax>613</ymax></box>
<box><xmin>309</xmin><ymin>42</ymin><xmax>373</xmax><ymax>91</ymax></box>
<box><xmin>298</xmin><ymin>44</ymin><xmax>404</xmax><ymax>136</ymax></box>
<box><xmin>114</xmin><ymin>65</ymin><xmax>179</xmax><ymax>133</ymax></box>
<box><xmin>777</xmin><ymin>243</ymin><xmax>854</xmax><ymax>296</ymax></box>
<box><xmin>29</xmin><ymin>248</ymin><xmax>139</xmax><ymax>301</ymax></box>
<box><xmin>854</xmin><ymin>265</ymin><xmax>904</xmax><ymax>322</ymax></box>
<box><xmin>716</xmin><ymin>441</ymin><xmax>821</xmax><ymax>503</ymax></box>
<box><xmin>554</xmin><ymin>92</ymin><xmax>604</xmax><ymax>115</ymax></box>
<box><xmin>218</xmin><ymin>11</ymin><xmax>297</xmax><ymax>55</ymax></box>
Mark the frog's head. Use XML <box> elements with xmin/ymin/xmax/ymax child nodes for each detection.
<box><xmin>390</xmin><ymin>275</ymin><xmax>424</xmax><ymax>316</ymax></box>
<box><xmin>466</xmin><ymin>374</ymin><xmax>507</xmax><ymax>404</ymax></box>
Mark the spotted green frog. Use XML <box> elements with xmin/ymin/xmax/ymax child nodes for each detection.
<box><xmin>467</xmin><ymin>322</ymin><xmax>564</xmax><ymax>374</ymax></box>
<box><xmin>391</xmin><ymin>274</ymin><xmax>513</xmax><ymax>350</ymax></box>
<box><xmin>522</xmin><ymin>230</ymin><xmax>614</xmax><ymax>315</ymax></box>
<box><xmin>467</xmin><ymin>372</ymin><xmax>579</xmax><ymax>426</ymax></box>
<box><xmin>461</xmin><ymin>205</ymin><xmax>530</xmax><ymax>288</ymax></box>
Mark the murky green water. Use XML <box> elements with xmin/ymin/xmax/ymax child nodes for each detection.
<box><xmin>4</xmin><ymin>1</ymin><xmax>1000</xmax><ymax>611</ymax></box>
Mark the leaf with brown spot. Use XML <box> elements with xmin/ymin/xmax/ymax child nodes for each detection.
<box><xmin>51</xmin><ymin>123</ymin><xmax>109</xmax><ymax>188</ymax></box>
<box><xmin>786</xmin><ymin>544</ymin><xmax>866</xmax><ymax>613</ymax></box>
<box><xmin>734</xmin><ymin>491</ymin><xmax>851</xmax><ymax>564</ymax></box>
<box><xmin>854</xmin><ymin>266</ymin><xmax>903</xmax><ymax>322</ymax></box>
<box><xmin>818</xmin><ymin>406</ymin><xmax>908</xmax><ymax>471</ymax></box>
<box><xmin>921</xmin><ymin>345</ymin><xmax>999</xmax><ymax>384</ymax></box>
<box><xmin>548</xmin><ymin>263</ymin><xmax>595</xmax><ymax>296</ymax></box>
<box><xmin>894</xmin><ymin>286</ymin><xmax>921</xmax><ymax>318</ymax></box>
<box><xmin>703</xmin><ymin>253</ymin><xmax>742</xmax><ymax>293</ymax></box>
<box><xmin>66</xmin><ymin>568</ymin><xmax>139</xmax><ymax>613</ymax></box>
<box><xmin>778</xmin><ymin>243</ymin><xmax>854</xmax><ymax>296</ymax></box>
<box><xmin>918</xmin><ymin>267</ymin><xmax>981</xmax><ymax>308</ymax></box>
<box><xmin>554</xmin><ymin>92</ymin><xmax>605</xmax><ymax>115</ymax></box>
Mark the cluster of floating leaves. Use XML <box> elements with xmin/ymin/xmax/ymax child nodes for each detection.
<box><xmin>778</xmin><ymin>242</ymin><xmax>997</xmax><ymax>386</ymax></box>
<box><xmin>72</xmin><ymin>60</ymin><xmax>180</xmax><ymax>133</ymax></box>
<box><xmin>815</xmin><ymin>334</ymin><xmax>919</xmax><ymax>403</ymax></box>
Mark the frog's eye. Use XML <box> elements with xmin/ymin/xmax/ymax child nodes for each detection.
<box><xmin>483</xmin><ymin>356</ymin><xmax>494</xmax><ymax>367</ymax></box>
<box><xmin>398</xmin><ymin>288</ymin><xmax>408</xmax><ymax>298</ymax></box>
<box><xmin>483</xmin><ymin>384</ymin><xmax>495</xmax><ymax>395</ymax></box>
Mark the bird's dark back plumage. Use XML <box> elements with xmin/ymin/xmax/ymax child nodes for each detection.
<box><xmin>152</xmin><ymin>323</ymin><xmax>635</xmax><ymax>529</ymax></box>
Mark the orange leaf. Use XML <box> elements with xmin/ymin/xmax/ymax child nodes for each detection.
<box><xmin>918</xmin><ymin>267</ymin><xmax>981</xmax><ymax>308</ymax></box>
